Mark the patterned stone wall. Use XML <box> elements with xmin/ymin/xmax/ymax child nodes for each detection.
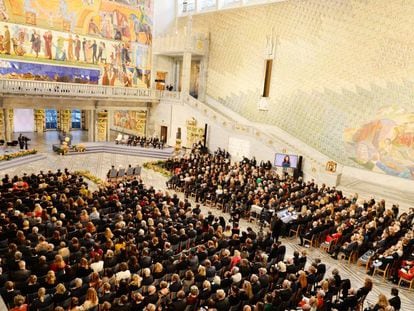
<box><xmin>186</xmin><ymin>0</ymin><xmax>414</xmax><ymax>179</ymax></box>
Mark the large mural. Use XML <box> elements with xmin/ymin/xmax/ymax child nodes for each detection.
<box><xmin>344</xmin><ymin>107</ymin><xmax>414</xmax><ymax>180</ymax></box>
<box><xmin>0</xmin><ymin>0</ymin><xmax>152</xmax><ymax>87</ymax></box>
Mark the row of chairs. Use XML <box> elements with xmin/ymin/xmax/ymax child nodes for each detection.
<box><xmin>290</xmin><ymin>225</ymin><xmax>414</xmax><ymax>291</ymax></box>
<box><xmin>0</xmin><ymin>139</ymin><xmax>18</xmax><ymax>147</ymax></box>
<box><xmin>107</xmin><ymin>166</ymin><xmax>142</xmax><ymax>182</ymax></box>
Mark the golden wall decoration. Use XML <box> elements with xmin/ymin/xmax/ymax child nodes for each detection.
<box><xmin>97</xmin><ymin>111</ymin><xmax>108</xmax><ymax>142</ymax></box>
<box><xmin>326</xmin><ymin>161</ymin><xmax>337</xmax><ymax>173</ymax></box>
<box><xmin>34</xmin><ymin>109</ymin><xmax>45</xmax><ymax>133</ymax></box>
<box><xmin>59</xmin><ymin>110</ymin><xmax>71</xmax><ymax>133</ymax></box>
<box><xmin>6</xmin><ymin>109</ymin><xmax>13</xmax><ymax>135</ymax></box>
<box><xmin>0</xmin><ymin>110</ymin><xmax>4</xmax><ymax>140</ymax></box>
<box><xmin>186</xmin><ymin>118</ymin><xmax>204</xmax><ymax>148</ymax></box>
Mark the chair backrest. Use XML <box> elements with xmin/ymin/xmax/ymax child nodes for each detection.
<box><xmin>116</xmin><ymin>133</ymin><xmax>122</xmax><ymax>140</ymax></box>
<box><xmin>108</xmin><ymin>169</ymin><xmax>117</xmax><ymax>178</ymax></box>
<box><xmin>117</xmin><ymin>168</ymin><xmax>125</xmax><ymax>177</ymax></box>
<box><xmin>126</xmin><ymin>167</ymin><xmax>134</xmax><ymax>176</ymax></box>
<box><xmin>134</xmin><ymin>166</ymin><xmax>142</xmax><ymax>176</ymax></box>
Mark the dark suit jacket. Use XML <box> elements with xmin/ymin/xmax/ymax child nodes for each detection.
<box><xmin>11</xmin><ymin>269</ymin><xmax>31</xmax><ymax>282</ymax></box>
<box><xmin>170</xmin><ymin>298</ymin><xmax>187</xmax><ymax>311</ymax></box>
<box><xmin>389</xmin><ymin>296</ymin><xmax>401</xmax><ymax>310</ymax></box>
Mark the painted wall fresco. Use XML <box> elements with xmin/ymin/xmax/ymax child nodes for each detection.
<box><xmin>344</xmin><ymin>107</ymin><xmax>414</xmax><ymax>180</ymax></box>
<box><xmin>0</xmin><ymin>0</ymin><xmax>152</xmax><ymax>87</ymax></box>
<box><xmin>113</xmin><ymin>110</ymin><xmax>146</xmax><ymax>135</ymax></box>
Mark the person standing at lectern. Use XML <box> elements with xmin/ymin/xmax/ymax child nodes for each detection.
<box><xmin>18</xmin><ymin>134</ymin><xmax>24</xmax><ymax>150</ymax></box>
<box><xmin>23</xmin><ymin>136</ymin><xmax>30</xmax><ymax>150</ymax></box>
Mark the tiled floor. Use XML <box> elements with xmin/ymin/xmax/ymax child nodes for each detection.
<box><xmin>1</xmin><ymin>132</ymin><xmax>413</xmax><ymax>309</ymax></box>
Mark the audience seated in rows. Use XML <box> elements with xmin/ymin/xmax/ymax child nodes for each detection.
<box><xmin>0</xmin><ymin>155</ymin><xmax>407</xmax><ymax>311</ymax></box>
<box><xmin>163</xmin><ymin>146</ymin><xmax>414</xmax><ymax>290</ymax></box>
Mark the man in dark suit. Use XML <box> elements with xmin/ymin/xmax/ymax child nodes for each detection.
<box><xmin>10</xmin><ymin>260</ymin><xmax>31</xmax><ymax>283</ymax></box>
<box><xmin>0</xmin><ymin>281</ymin><xmax>21</xmax><ymax>307</ymax></box>
<box><xmin>215</xmin><ymin>289</ymin><xmax>230</xmax><ymax>311</ymax></box>
<box><xmin>388</xmin><ymin>287</ymin><xmax>401</xmax><ymax>311</ymax></box>
<box><xmin>168</xmin><ymin>290</ymin><xmax>187</xmax><ymax>311</ymax></box>
<box><xmin>333</xmin><ymin>288</ymin><xmax>358</xmax><ymax>311</ymax></box>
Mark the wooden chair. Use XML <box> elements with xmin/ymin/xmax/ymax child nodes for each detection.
<box><xmin>348</xmin><ymin>250</ymin><xmax>359</xmax><ymax>264</ymax></box>
<box><xmin>320</xmin><ymin>240</ymin><xmax>333</xmax><ymax>253</ymax></box>
<box><xmin>355</xmin><ymin>294</ymin><xmax>367</xmax><ymax>311</ymax></box>
<box><xmin>303</xmin><ymin>233</ymin><xmax>318</xmax><ymax>248</ymax></box>
<box><xmin>357</xmin><ymin>255</ymin><xmax>373</xmax><ymax>272</ymax></box>
<box><xmin>289</xmin><ymin>225</ymin><xmax>301</xmax><ymax>239</ymax></box>
<box><xmin>373</xmin><ymin>263</ymin><xmax>390</xmax><ymax>281</ymax></box>
<box><xmin>398</xmin><ymin>276</ymin><xmax>414</xmax><ymax>290</ymax></box>
<box><xmin>205</xmin><ymin>198</ymin><xmax>213</xmax><ymax>207</ymax></box>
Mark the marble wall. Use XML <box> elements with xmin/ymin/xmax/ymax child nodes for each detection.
<box><xmin>185</xmin><ymin>0</ymin><xmax>414</xmax><ymax>181</ymax></box>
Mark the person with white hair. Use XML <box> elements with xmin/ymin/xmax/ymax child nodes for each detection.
<box><xmin>215</xmin><ymin>289</ymin><xmax>230</xmax><ymax>311</ymax></box>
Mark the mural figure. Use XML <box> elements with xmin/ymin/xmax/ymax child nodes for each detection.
<box><xmin>43</xmin><ymin>30</ymin><xmax>52</xmax><ymax>59</ymax></box>
<box><xmin>344</xmin><ymin>107</ymin><xmax>414</xmax><ymax>180</ymax></box>
<box><xmin>0</xmin><ymin>0</ymin><xmax>8</xmax><ymax>21</ymax></box>
<box><xmin>100</xmin><ymin>13</ymin><xmax>113</xmax><ymax>39</ymax></box>
<box><xmin>12</xmin><ymin>37</ymin><xmax>25</xmax><ymax>56</ymax></box>
<box><xmin>0</xmin><ymin>0</ymin><xmax>153</xmax><ymax>88</ymax></box>
<box><xmin>54</xmin><ymin>36</ymin><xmax>66</xmax><ymax>61</ymax></box>
<box><xmin>88</xmin><ymin>19</ymin><xmax>100</xmax><ymax>35</ymax></box>
<box><xmin>3</xmin><ymin>25</ymin><xmax>10</xmax><ymax>54</ymax></box>
<box><xmin>30</xmin><ymin>30</ymin><xmax>41</xmax><ymax>57</ymax></box>
<box><xmin>74</xmin><ymin>35</ymin><xmax>80</xmax><ymax>61</ymax></box>
<box><xmin>130</xmin><ymin>13</ymin><xmax>151</xmax><ymax>44</ymax></box>
<box><xmin>67</xmin><ymin>34</ymin><xmax>74</xmax><ymax>61</ymax></box>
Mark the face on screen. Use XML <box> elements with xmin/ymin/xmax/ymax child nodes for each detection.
<box><xmin>274</xmin><ymin>154</ymin><xmax>298</xmax><ymax>168</ymax></box>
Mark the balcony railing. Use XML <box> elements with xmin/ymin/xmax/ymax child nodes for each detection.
<box><xmin>153</xmin><ymin>32</ymin><xmax>208</xmax><ymax>55</ymax></box>
<box><xmin>0</xmin><ymin>79</ymin><xmax>181</xmax><ymax>102</ymax></box>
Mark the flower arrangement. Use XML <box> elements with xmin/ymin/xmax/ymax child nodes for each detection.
<box><xmin>55</xmin><ymin>145</ymin><xmax>69</xmax><ymax>155</ymax></box>
<box><xmin>0</xmin><ymin>149</ymin><xmax>37</xmax><ymax>162</ymax></box>
<box><xmin>73</xmin><ymin>144</ymin><xmax>86</xmax><ymax>152</ymax></box>
<box><xmin>74</xmin><ymin>170</ymin><xmax>106</xmax><ymax>186</ymax></box>
<box><xmin>143</xmin><ymin>161</ymin><xmax>172</xmax><ymax>177</ymax></box>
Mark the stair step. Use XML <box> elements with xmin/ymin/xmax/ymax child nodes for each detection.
<box><xmin>0</xmin><ymin>154</ymin><xmax>47</xmax><ymax>170</ymax></box>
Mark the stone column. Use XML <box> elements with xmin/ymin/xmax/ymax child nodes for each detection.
<box><xmin>198</xmin><ymin>54</ymin><xmax>209</xmax><ymax>102</ymax></box>
<box><xmin>106</xmin><ymin>110</ymin><xmax>111</xmax><ymax>142</ymax></box>
<box><xmin>181</xmin><ymin>52</ymin><xmax>192</xmax><ymax>95</ymax></box>
<box><xmin>150</xmin><ymin>54</ymin><xmax>158</xmax><ymax>89</ymax></box>
<box><xmin>88</xmin><ymin>109</ymin><xmax>95</xmax><ymax>142</ymax></box>
<box><xmin>4</xmin><ymin>109</ymin><xmax>13</xmax><ymax>141</ymax></box>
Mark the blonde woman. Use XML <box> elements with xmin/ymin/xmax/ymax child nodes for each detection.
<box><xmin>31</xmin><ymin>287</ymin><xmax>52</xmax><ymax>310</ymax></box>
<box><xmin>53</xmin><ymin>283</ymin><xmax>70</xmax><ymax>305</ymax></box>
<box><xmin>240</xmin><ymin>280</ymin><xmax>254</xmax><ymax>301</ymax></box>
<box><xmin>371</xmin><ymin>293</ymin><xmax>389</xmax><ymax>311</ymax></box>
<box><xmin>77</xmin><ymin>287</ymin><xmax>98</xmax><ymax>310</ymax></box>
<box><xmin>153</xmin><ymin>262</ymin><xmax>165</xmax><ymax>279</ymax></box>
<box><xmin>129</xmin><ymin>274</ymin><xmax>142</xmax><ymax>291</ymax></box>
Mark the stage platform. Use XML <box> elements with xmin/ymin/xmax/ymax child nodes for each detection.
<box><xmin>53</xmin><ymin>142</ymin><xmax>175</xmax><ymax>160</ymax></box>
<box><xmin>0</xmin><ymin>153</ymin><xmax>47</xmax><ymax>171</ymax></box>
